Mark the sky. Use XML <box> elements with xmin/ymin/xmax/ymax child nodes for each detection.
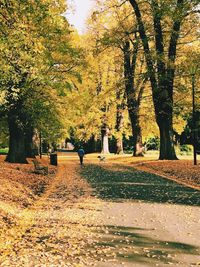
<box><xmin>66</xmin><ymin>0</ymin><xmax>95</xmax><ymax>33</ymax></box>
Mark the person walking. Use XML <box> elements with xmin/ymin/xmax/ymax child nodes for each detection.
<box><xmin>77</xmin><ymin>147</ymin><xmax>85</xmax><ymax>165</ymax></box>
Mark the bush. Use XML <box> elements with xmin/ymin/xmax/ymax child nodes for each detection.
<box><xmin>180</xmin><ymin>144</ymin><xmax>192</xmax><ymax>152</ymax></box>
<box><xmin>145</xmin><ymin>137</ymin><xmax>160</xmax><ymax>150</ymax></box>
<box><xmin>179</xmin><ymin>144</ymin><xmax>192</xmax><ymax>155</ymax></box>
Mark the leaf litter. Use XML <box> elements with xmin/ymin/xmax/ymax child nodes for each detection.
<box><xmin>0</xmin><ymin>157</ymin><xmax>111</xmax><ymax>266</ymax></box>
<box><xmin>1</xmin><ymin>156</ymin><xmax>200</xmax><ymax>266</ymax></box>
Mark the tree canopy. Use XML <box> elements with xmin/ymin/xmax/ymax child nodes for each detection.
<box><xmin>0</xmin><ymin>0</ymin><xmax>199</xmax><ymax>162</ymax></box>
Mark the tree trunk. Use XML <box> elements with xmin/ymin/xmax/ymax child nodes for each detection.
<box><xmin>128</xmin><ymin>0</ymin><xmax>180</xmax><ymax>160</ymax></box>
<box><xmin>6</xmin><ymin>118</ymin><xmax>27</xmax><ymax>163</ymax></box>
<box><xmin>158</xmin><ymin>119</ymin><xmax>177</xmax><ymax>160</ymax></box>
<box><xmin>153</xmin><ymin>82</ymin><xmax>178</xmax><ymax>160</ymax></box>
<box><xmin>101</xmin><ymin>125</ymin><xmax>110</xmax><ymax>154</ymax></box>
<box><xmin>87</xmin><ymin>135</ymin><xmax>97</xmax><ymax>153</ymax></box>
<box><xmin>116</xmin><ymin>136</ymin><xmax>123</xmax><ymax>154</ymax></box>
<box><xmin>25</xmin><ymin>128</ymin><xmax>37</xmax><ymax>158</ymax></box>
<box><xmin>133</xmin><ymin>124</ymin><xmax>143</xmax><ymax>156</ymax></box>
<box><xmin>129</xmin><ymin>111</ymin><xmax>143</xmax><ymax>156</ymax></box>
<box><xmin>123</xmin><ymin>39</ymin><xmax>143</xmax><ymax>156</ymax></box>
<box><xmin>115</xmin><ymin>99</ymin><xmax>124</xmax><ymax>154</ymax></box>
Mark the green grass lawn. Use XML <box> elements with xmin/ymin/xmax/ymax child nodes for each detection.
<box><xmin>0</xmin><ymin>148</ymin><xmax>8</xmax><ymax>154</ymax></box>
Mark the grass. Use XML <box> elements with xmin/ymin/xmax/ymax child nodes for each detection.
<box><xmin>0</xmin><ymin>148</ymin><xmax>8</xmax><ymax>154</ymax></box>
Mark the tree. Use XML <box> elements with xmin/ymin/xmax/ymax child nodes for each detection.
<box><xmin>0</xmin><ymin>0</ymin><xmax>83</xmax><ymax>162</ymax></box>
<box><xmin>123</xmin><ymin>35</ymin><xmax>148</xmax><ymax>156</ymax></box>
<box><xmin>89</xmin><ymin>0</ymin><xmax>149</xmax><ymax>156</ymax></box>
<box><xmin>179</xmin><ymin>107</ymin><xmax>200</xmax><ymax>160</ymax></box>
<box><xmin>115</xmin><ymin>82</ymin><xmax>126</xmax><ymax>154</ymax></box>
<box><xmin>66</xmin><ymin>50</ymin><xmax>117</xmax><ymax>154</ymax></box>
<box><xmin>127</xmin><ymin>0</ymin><xmax>200</xmax><ymax>159</ymax></box>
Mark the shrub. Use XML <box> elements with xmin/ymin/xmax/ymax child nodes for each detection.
<box><xmin>179</xmin><ymin>144</ymin><xmax>192</xmax><ymax>155</ymax></box>
<box><xmin>145</xmin><ymin>137</ymin><xmax>160</xmax><ymax>150</ymax></box>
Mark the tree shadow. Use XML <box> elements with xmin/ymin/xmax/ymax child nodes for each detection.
<box><xmin>87</xmin><ymin>224</ymin><xmax>199</xmax><ymax>266</ymax></box>
<box><xmin>81</xmin><ymin>164</ymin><xmax>200</xmax><ymax>206</ymax></box>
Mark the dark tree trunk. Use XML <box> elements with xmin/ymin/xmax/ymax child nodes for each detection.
<box><xmin>127</xmin><ymin>105</ymin><xmax>144</xmax><ymax>156</ymax></box>
<box><xmin>157</xmin><ymin>116</ymin><xmax>177</xmax><ymax>160</ymax></box>
<box><xmin>6</xmin><ymin>118</ymin><xmax>27</xmax><ymax>163</ymax></box>
<box><xmin>93</xmin><ymin>137</ymin><xmax>98</xmax><ymax>153</ymax></box>
<box><xmin>116</xmin><ymin>136</ymin><xmax>123</xmax><ymax>154</ymax></box>
<box><xmin>91</xmin><ymin>135</ymin><xmax>98</xmax><ymax>153</ymax></box>
<box><xmin>132</xmin><ymin>118</ymin><xmax>143</xmax><ymax>156</ymax></box>
<box><xmin>87</xmin><ymin>135</ymin><xmax>98</xmax><ymax>153</ymax></box>
<box><xmin>123</xmin><ymin>39</ymin><xmax>143</xmax><ymax>156</ymax></box>
<box><xmin>127</xmin><ymin>104</ymin><xmax>143</xmax><ymax>156</ymax></box>
<box><xmin>153</xmin><ymin>85</ymin><xmax>178</xmax><ymax>160</ymax></box>
<box><xmin>115</xmin><ymin>94</ymin><xmax>125</xmax><ymax>154</ymax></box>
<box><xmin>101</xmin><ymin>125</ymin><xmax>110</xmax><ymax>154</ymax></box>
<box><xmin>25</xmin><ymin>128</ymin><xmax>37</xmax><ymax>158</ymax></box>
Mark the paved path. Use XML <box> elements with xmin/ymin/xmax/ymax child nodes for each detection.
<box><xmin>81</xmin><ymin>162</ymin><xmax>200</xmax><ymax>267</ymax></box>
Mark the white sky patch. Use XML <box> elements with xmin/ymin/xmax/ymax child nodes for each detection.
<box><xmin>66</xmin><ymin>0</ymin><xmax>94</xmax><ymax>33</ymax></box>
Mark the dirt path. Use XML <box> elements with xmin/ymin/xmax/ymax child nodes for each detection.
<box><xmin>0</xmin><ymin>162</ymin><xmax>104</xmax><ymax>267</ymax></box>
<box><xmin>1</xmin><ymin>159</ymin><xmax>200</xmax><ymax>267</ymax></box>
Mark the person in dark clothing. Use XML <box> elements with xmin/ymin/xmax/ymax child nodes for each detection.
<box><xmin>77</xmin><ymin>148</ymin><xmax>85</xmax><ymax>165</ymax></box>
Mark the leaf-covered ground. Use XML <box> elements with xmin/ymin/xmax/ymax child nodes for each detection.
<box><xmin>0</xmin><ymin>156</ymin><xmax>55</xmax><ymax>247</ymax></box>
<box><xmin>133</xmin><ymin>160</ymin><xmax>200</xmax><ymax>190</ymax></box>
<box><xmin>0</xmin><ymin>157</ymin><xmax>103</xmax><ymax>266</ymax></box>
<box><xmin>107</xmin><ymin>156</ymin><xmax>200</xmax><ymax>190</ymax></box>
<box><xmin>0</xmin><ymin>155</ymin><xmax>200</xmax><ymax>266</ymax></box>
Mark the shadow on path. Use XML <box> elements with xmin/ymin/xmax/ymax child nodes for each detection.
<box><xmin>88</xmin><ymin>224</ymin><xmax>199</xmax><ymax>266</ymax></box>
<box><xmin>81</xmin><ymin>164</ymin><xmax>200</xmax><ymax>206</ymax></box>
<box><xmin>80</xmin><ymin>163</ymin><xmax>200</xmax><ymax>266</ymax></box>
